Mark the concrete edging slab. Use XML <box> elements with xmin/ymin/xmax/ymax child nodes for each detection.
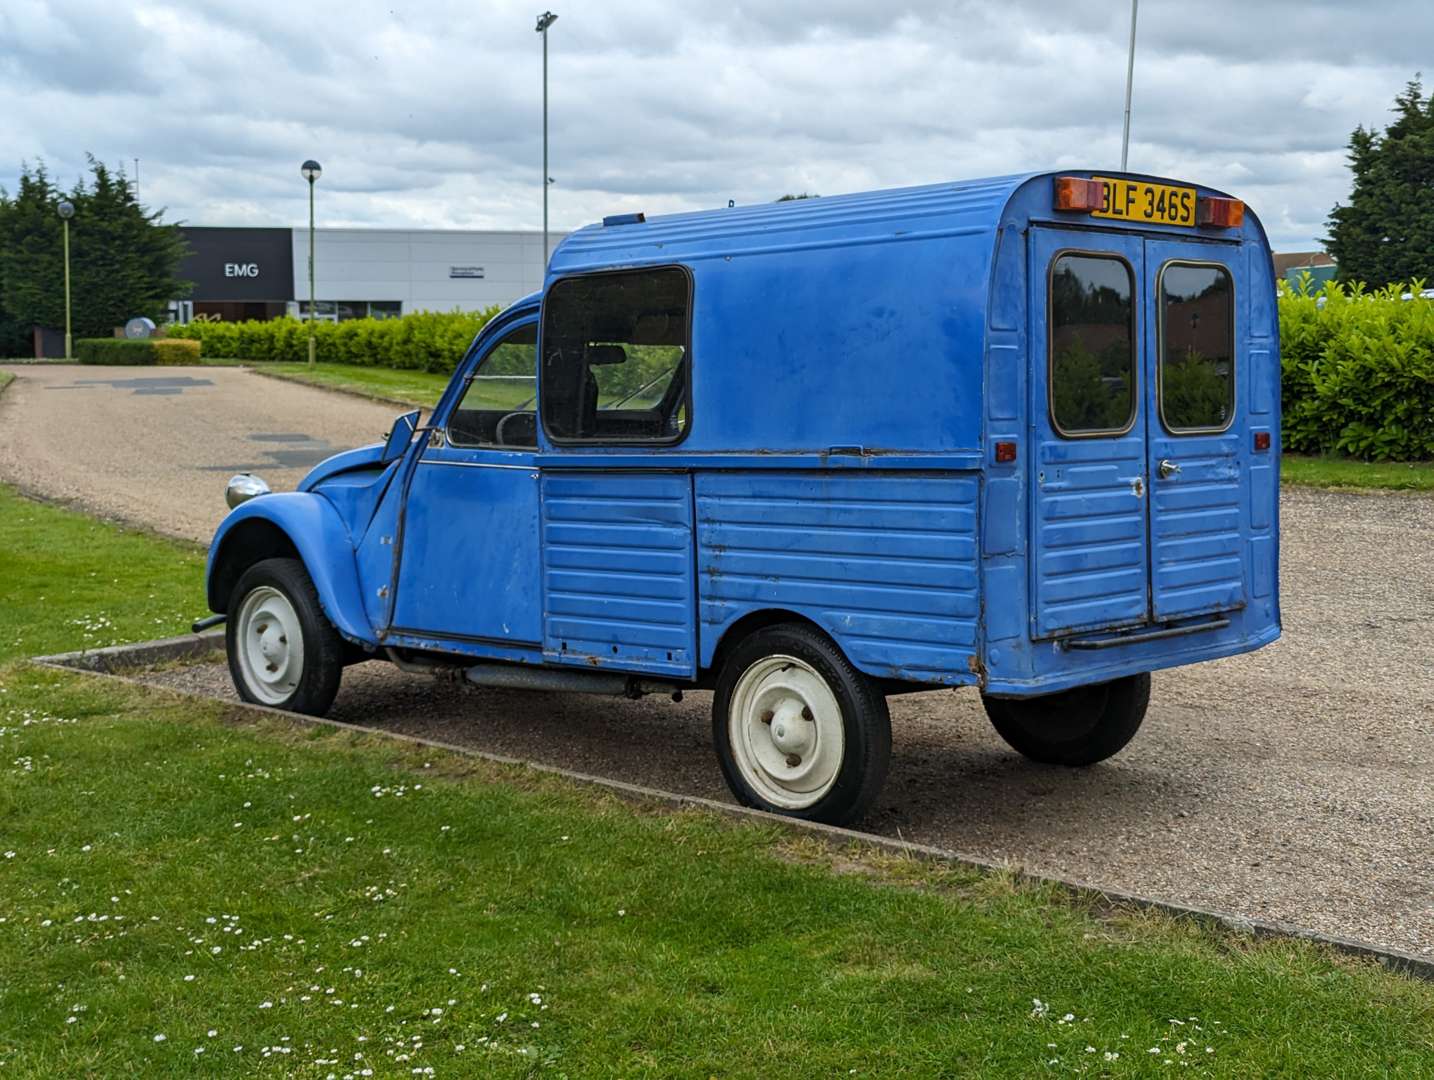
<box><xmin>28</xmin><ymin>630</ymin><xmax>1434</xmax><ymax>984</ymax></box>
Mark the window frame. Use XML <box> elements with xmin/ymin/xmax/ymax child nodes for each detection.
<box><xmin>445</xmin><ymin>320</ymin><xmax>540</xmax><ymax>451</ymax></box>
<box><xmin>538</xmin><ymin>263</ymin><xmax>695</xmax><ymax>448</ymax></box>
<box><xmin>1156</xmin><ymin>259</ymin><xmax>1237</xmax><ymax>436</ymax></box>
<box><xmin>1046</xmin><ymin>248</ymin><xmax>1140</xmax><ymax>440</ymax></box>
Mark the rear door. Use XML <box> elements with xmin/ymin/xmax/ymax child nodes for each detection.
<box><xmin>1028</xmin><ymin>227</ymin><xmax>1150</xmax><ymax>639</ymax></box>
<box><xmin>1142</xmin><ymin>238</ymin><xmax>1247</xmax><ymax>620</ymax></box>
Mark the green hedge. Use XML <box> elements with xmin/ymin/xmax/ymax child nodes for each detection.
<box><xmin>167</xmin><ymin>309</ymin><xmax>499</xmax><ymax>374</ymax></box>
<box><xmin>75</xmin><ymin>338</ymin><xmax>202</xmax><ymax>365</ymax></box>
<box><xmin>1280</xmin><ymin>278</ymin><xmax>1434</xmax><ymax>460</ymax></box>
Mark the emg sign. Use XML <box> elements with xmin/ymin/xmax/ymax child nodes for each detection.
<box><xmin>225</xmin><ymin>263</ymin><xmax>261</xmax><ymax>278</ymax></box>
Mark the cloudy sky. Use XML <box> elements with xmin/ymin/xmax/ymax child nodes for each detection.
<box><xmin>2</xmin><ymin>0</ymin><xmax>1427</xmax><ymax>251</ymax></box>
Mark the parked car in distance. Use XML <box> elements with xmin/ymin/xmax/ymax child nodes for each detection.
<box><xmin>202</xmin><ymin>170</ymin><xmax>1281</xmax><ymax>825</ymax></box>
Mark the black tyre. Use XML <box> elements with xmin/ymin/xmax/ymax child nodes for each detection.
<box><xmin>981</xmin><ymin>672</ymin><xmax>1151</xmax><ymax>766</ymax></box>
<box><xmin>712</xmin><ymin>623</ymin><xmax>891</xmax><ymax>826</ymax></box>
<box><xmin>225</xmin><ymin>557</ymin><xmax>344</xmax><ymax>716</ymax></box>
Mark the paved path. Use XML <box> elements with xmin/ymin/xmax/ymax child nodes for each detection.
<box><xmin>3</xmin><ymin>363</ymin><xmax>1432</xmax><ymax>954</ymax></box>
<box><xmin>0</xmin><ymin>364</ymin><xmax>400</xmax><ymax>543</ymax></box>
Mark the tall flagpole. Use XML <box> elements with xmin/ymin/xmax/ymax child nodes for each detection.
<box><xmin>1120</xmin><ymin>0</ymin><xmax>1139</xmax><ymax>171</ymax></box>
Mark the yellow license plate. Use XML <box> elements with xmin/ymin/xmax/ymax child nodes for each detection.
<box><xmin>1091</xmin><ymin>177</ymin><xmax>1196</xmax><ymax>226</ymax></box>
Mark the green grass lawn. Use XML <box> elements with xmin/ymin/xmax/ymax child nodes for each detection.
<box><xmin>0</xmin><ymin>371</ymin><xmax>13</xmax><ymax>394</ymax></box>
<box><xmin>1282</xmin><ymin>454</ymin><xmax>1434</xmax><ymax>493</ymax></box>
<box><xmin>0</xmin><ymin>486</ymin><xmax>205</xmax><ymax>662</ymax></box>
<box><xmin>200</xmin><ymin>360</ymin><xmax>453</xmax><ymax>409</ymax></box>
<box><xmin>0</xmin><ymin>468</ymin><xmax>1431</xmax><ymax>1076</ymax></box>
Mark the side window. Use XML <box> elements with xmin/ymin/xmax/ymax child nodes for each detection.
<box><xmin>447</xmin><ymin>324</ymin><xmax>538</xmax><ymax>448</ymax></box>
<box><xmin>541</xmin><ymin>267</ymin><xmax>690</xmax><ymax>443</ymax></box>
<box><xmin>1049</xmin><ymin>254</ymin><xmax>1136</xmax><ymax>436</ymax></box>
<box><xmin>1160</xmin><ymin>263</ymin><xmax>1234</xmax><ymax>432</ymax></box>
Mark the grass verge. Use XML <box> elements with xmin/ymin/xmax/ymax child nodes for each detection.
<box><xmin>1</xmin><ymin>449</ymin><xmax>1432</xmax><ymax>1076</ymax></box>
<box><xmin>211</xmin><ymin>361</ymin><xmax>451</xmax><ymax>409</ymax></box>
<box><xmin>0</xmin><ymin>485</ymin><xmax>205</xmax><ymax>662</ymax></box>
<box><xmin>0</xmin><ymin>371</ymin><xmax>12</xmax><ymax>394</ymax></box>
<box><xmin>1</xmin><ymin>667</ymin><xmax>1432</xmax><ymax>1077</ymax></box>
<box><xmin>1282</xmin><ymin>454</ymin><xmax>1434</xmax><ymax>493</ymax></box>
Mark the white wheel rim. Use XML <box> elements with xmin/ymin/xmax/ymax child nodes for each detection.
<box><xmin>728</xmin><ymin>654</ymin><xmax>845</xmax><ymax>810</ymax></box>
<box><xmin>234</xmin><ymin>585</ymin><xmax>305</xmax><ymax>705</ymax></box>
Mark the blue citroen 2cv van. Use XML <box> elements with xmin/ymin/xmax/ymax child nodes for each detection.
<box><xmin>203</xmin><ymin>171</ymin><xmax>1280</xmax><ymax>825</ymax></box>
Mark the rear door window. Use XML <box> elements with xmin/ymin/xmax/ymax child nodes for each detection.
<box><xmin>1048</xmin><ymin>253</ymin><xmax>1137</xmax><ymax>436</ymax></box>
<box><xmin>1159</xmin><ymin>263</ymin><xmax>1234</xmax><ymax>432</ymax></box>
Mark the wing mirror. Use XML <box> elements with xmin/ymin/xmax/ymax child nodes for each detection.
<box><xmin>381</xmin><ymin>409</ymin><xmax>422</xmax><ymax>464</ymax></box>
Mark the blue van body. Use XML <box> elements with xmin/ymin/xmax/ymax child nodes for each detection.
<box><xmin>207</xmin><ymin>170</ymin><xmax>1280</xmax><ymax>705</ymax></box>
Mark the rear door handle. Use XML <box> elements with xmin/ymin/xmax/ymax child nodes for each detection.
<box><xmin>1158</xmin><ymin>459</ymin><xmax>1181</xmax><ymax>479</ymax></box>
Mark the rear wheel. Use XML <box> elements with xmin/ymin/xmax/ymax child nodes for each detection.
<box><xmin>981</xmin><ymin>673</ymin><xmax>1150</xmax><ymax>766</ymax></box>
<box><xmin>712</xmin><ymin>623</ymin><xmax>890</xmax><ymax>826</ymax></box>
<box><xmin>226</xmin><ymin>557</ymin><xmax>343</xmax><ymax>716</ymax></box>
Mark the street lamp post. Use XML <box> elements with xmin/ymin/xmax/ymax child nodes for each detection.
<box><xmin>57</xmin><ymin>200</ymin><xmax>75</xmax><ymax>361</ymax></box>
<box><xmin>535</xmin><ymin>11</ymin><xmax>558</xmax><ymax>263</ymax></box>
<box><xmin>1120</xmin><ymin>0</ymin><xmax>1139</xmax><ymax>171</ymax></box>
<box><xmin>301</xmin><ymin>160</ymin><xmax>323</xmax><ymax>368</ymax></box>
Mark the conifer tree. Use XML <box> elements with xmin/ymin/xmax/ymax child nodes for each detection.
<box><xmin>0</xmin><ymin>157</ymin><xmax>190</xmax><ymax>341</ymax></box>
<box><xmin>1326</xmin><ymin>78</ymin><xmax>1434</xmax><ymax>286</ymax></box>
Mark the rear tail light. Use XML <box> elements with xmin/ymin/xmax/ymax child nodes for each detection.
<box><xmin>1253</xmin><ymin>431</ymin><xmax>1271</xmax><ymax>452</ymax></box>
<box><xmin>1197</xmin><ymin>196</ymin><xmax>1245</xmax><ymax>229</ymax></box>
<box><xmin>1053</xmin><ymin>177</ymin><xmax>1105</xmax><ymax>213</ymax></box>
<box><xmin>994</xmin><ymin>440</ymin><xmax>1018</xmax><ymax>464</ymax></box>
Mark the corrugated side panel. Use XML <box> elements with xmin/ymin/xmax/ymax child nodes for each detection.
<box><xmin>1033</xmin><ymin>433</ymin><xmax>1150</xmax><ymax>638</ymax></box>
<box><xmin>541</xmin><ymin>472</ymin><xmax>696</xmax><ymax>677</ymax></box>
<box><xmin>1150</xmin><ymin>433</ymin><xmax>1246</xmax><ymax>619</ymax></box>
<box><xmin>696</xmin><ymin>472</ymin><xmax>980</xmax><ymax>684</ymax></box>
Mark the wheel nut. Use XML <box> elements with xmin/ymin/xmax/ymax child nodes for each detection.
<box><xmin>801</xmin><ymin>706</ymin><xmax>814</xmax><ymax>722</ymax></box>
<box><xmin>760</xmin><ymin>709</ymin><xmax>774</xmax><ymax>725</ymax></box>
<box><xmin>785</xmin><ymin>753</ymin><xmax>801</xmax><ymax>768</ymax></box>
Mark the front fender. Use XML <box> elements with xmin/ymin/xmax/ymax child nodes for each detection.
<box><xmin>206</xmin><ymin>492</ymin><xmax>375</xmax><ymax>645</ymax></box>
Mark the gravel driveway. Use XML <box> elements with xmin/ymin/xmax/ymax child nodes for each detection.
<box><xmin>0</xmin><ymin>364</ymin><xmax>399</xmax><ymax>543</ymax></box>
<box><xmin>3</xmin><ymin>364</ymin><xmax>1431</xmax><ymax>955</ymax></box>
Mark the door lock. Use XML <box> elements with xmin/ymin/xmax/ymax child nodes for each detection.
<box><xmin>1158</xmin><ymin>458</ymin><xmax>1181</xmax><ymax>479</ymax></box>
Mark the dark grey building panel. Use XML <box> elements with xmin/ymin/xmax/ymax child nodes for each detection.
<box><xmin>179</xmin><ymin>227</ymin><xmax>295</xmax><ymax>301</ymax></box>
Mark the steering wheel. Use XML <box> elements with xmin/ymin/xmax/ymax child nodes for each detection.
<box><xmin>495</xmin><ymin>410</ymin><xmax>535</xmax><ymax>447</ymax></box>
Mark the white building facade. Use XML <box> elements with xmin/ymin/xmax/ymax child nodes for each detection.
<box><xmin>174</xmin><ymin>226</ymin><xmax>563</xmax><ymax>323</ymax></box>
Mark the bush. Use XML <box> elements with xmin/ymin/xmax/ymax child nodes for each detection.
<box><xmin>1280</xmin><ymin>277</ymin><xmax>1434</xmax><ymax>460</ymax></box>
<box><xmin>75</xmin><ymin>337</ymin><xmax>201</xmax><ymax>365</ymax></box>
<box><xmin>166</xmin><ymin>308</ymin><xmax>500</xmax><ymax>374</ymax></box>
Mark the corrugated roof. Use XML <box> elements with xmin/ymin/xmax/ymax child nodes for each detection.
<box><xmin>549</xmin><ymin>173</ymin><xmax>1037</xmax><ymax>275</ymax></box>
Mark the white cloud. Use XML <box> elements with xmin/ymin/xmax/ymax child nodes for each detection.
<box><xmin>0</xmin><ymin>0</ymin><xmax>1424</xmax><ymax>249</ymax></box>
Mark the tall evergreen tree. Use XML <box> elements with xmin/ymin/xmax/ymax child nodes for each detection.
<box><xmin>1325</xmin><ymin>78</ymin><xmax>1434</xmax><ymax>286</ymax></box>
<box><xmin>0</xmin><ymin>157</ymin><xmax>190</xmax><ymax>342</ymax></box>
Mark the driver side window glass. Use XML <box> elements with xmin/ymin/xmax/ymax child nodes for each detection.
<box><xmin>448</xmin><ymin>324</ymin><xmax>538</xmax><ymax>448</ymax></box>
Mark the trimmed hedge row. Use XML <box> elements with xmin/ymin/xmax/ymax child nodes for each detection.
<box><xmin>166</xmin><ymin>309</ymin><xmax>500</xmax><ymax>374</ymax></box>
<box><xmin>75</xmin><ymin>338</ymin><xmax>201</xmax><ymax>365</ymax></box>
<box><xmin>1280</xmin><ymin>279</ymin><xmax>1434</xmax><ymax>461</ymax></box>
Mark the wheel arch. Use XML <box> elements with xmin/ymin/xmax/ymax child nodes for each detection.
<box><xmin>207</xmin><ymin>493</ymin><xmax>374</xmax><ymax>645</ymax></box>
<box><xmin>703</xmin><ymin>608</ymin><xmax>832</xmax><ymax>679</ymax></box>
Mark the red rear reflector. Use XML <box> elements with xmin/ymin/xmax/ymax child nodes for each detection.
<box><xmin>1053</xmin><ymin>176</ymin><xmax>1104</xmax><ymax>213</ymax></box>
<box><xmin>1197</xmin><ymin>196</ymin><xmax>1245</xmax><ymax>228</ymax></box>
<box><xmin>1254</xmin><ymin>431</ymin><xmax>1271</xmax><ymax>452</ymax></box>
<box><xmin>995</xmin><ymin>440</ymin><xmax>1018</xmax><ymax>464</ymax></box>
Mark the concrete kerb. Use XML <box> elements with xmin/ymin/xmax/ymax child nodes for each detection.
<box><xmin>29</xmin><ymin>631</ymin><xmax>1434</xmax><ymax>985</ymax></box>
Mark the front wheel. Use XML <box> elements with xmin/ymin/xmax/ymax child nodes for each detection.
<box><xmin>712</xmin><ymin>623</ymin><xmax>890</xmax><ymax>826</ymax></box>
<box><xmin>981</xmin><ymin>672</ymin><xmax>1151</xmax><ymax>766</ymax></box>
<box><xmin>226</xmin><ymin>557</ymin><xmax>344</xmax><ymax>716</ymax></box>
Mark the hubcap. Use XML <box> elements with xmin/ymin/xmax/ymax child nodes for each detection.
<box><xmin>234</xmin><ymin>585</ymin><xmax>304</xmax><ymax>706</ymax></box>
<box><xmin>728</xmin><ymin>654</ymin><xmax>845</xmax><ymax>810</ymax></box>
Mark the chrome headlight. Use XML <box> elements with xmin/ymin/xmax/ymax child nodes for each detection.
<box><xmin>225</xmin><ymin>473</ymin><xmax>271</xmax><ymax>509</ymax></box>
